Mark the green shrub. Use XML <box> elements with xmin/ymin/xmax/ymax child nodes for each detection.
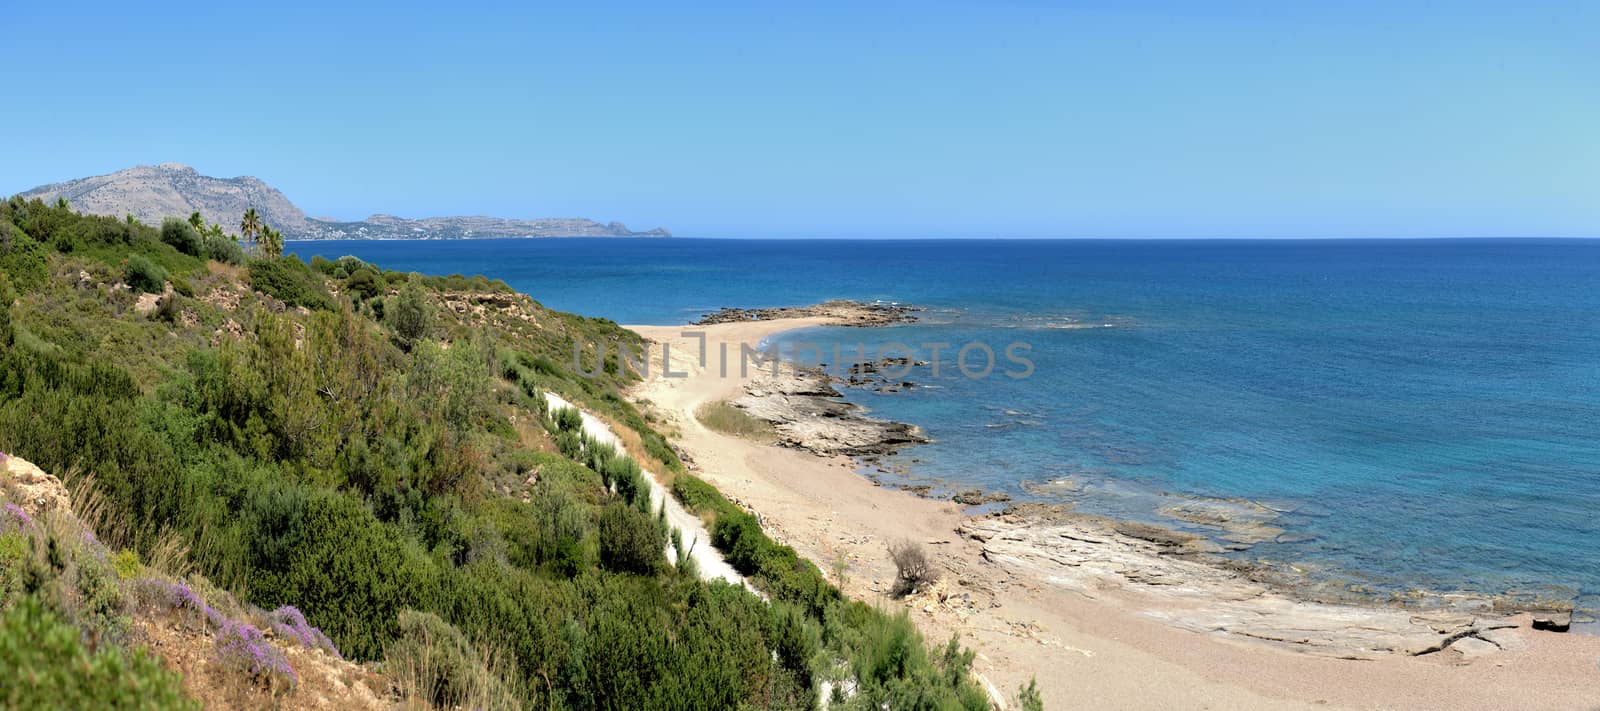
<box><xmin>0</xmin><ymin>228</ymin><xmax>50</xmax><ymax>293</ymax></box>
<box><xmin>343</xmin><ymin>269</ymin><xmax>384</xmax><ymax>300</ymax></box>
<box><xmin>160</xmin><ymin>218</ymin><xmax>202</xmax><ymax>256</ymax></box>
<box><xmin>0</xmin><ymin>595</ymin><xmax>197</xmax><ymax>710</ymax></box>
<box><xmin>0</xmin><ymin>271</ymin><xmax>14</xmax><ymax>350</ymax></box>
<box><xmin>112</xmin><ymin>549</ymin><xmax>142</xmax><ymax>579</ymax></box>
<box><xmin>246</xmin><ymin>256</ymin><xmax>333</xmax><ymax>310</ymax></box>
<box><xmin>670</xmin><ymin>475</ymin><xmax>741</xmax><ymax>520</ymax></box>
<box><xmin>125</xmin><ymin>254</ymin><xmax>168</xmax><ymax>294</ymax></box>
<box><xmin>696</xmin><ymin>400</ymin><xmax>776</xmax><ymax>441</ymax></box>
<box><xmin>597</xmin><ymin>501</ymin><xmax>664</xmax><ymax>575</ymax></box>
<box><xmin>712</xmin><ymin>510</ymin><xmax>838</xmax><ymax>617</ymax></box>
<box><xmin>386</xmin><ymin>279</ymin><xmax>431</xmax><ymax>349</ymax></box>
<box><xmin>334</xmin><ymin>255</ymin><xmax>372</xmax><ymax>277</ymax></box>
<box><xmin>1016</xmin><ymin>677</ymin><xmax>1044</xmax><ymax>711</ymax></box>
<box><xmin>309</xmin><ymin>254</ymin><xmax>336</xmax><ymax>276</ymax></box>
<box><xmin>203</xmin><ymin>232</ymin><xmax>245</xmax><ymax>265</ymax></box>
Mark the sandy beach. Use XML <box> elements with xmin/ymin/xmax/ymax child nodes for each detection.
<box><xmin>628</xmin><ymin>315</ymin><xmax>1600</xmax><ymax>710</ymax></box>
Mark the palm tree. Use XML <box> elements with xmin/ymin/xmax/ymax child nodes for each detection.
<box><xmin>261</xmin><ymin>225</ymin><xmax>284</xmax><ymax>257</ymax></box>
<box><xmin>240</xmin><ymin>208</ymin><xmax>262</xmax><ymax>253</ymax></box>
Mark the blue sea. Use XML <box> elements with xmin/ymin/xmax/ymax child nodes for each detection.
<box><xmin>290</xmin><ymin>238</ymin><xmax>1600</xmax><ymax>612</ymax></box>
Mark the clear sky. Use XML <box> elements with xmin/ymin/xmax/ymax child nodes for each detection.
<box><xmin>4</xmin><ymin>1</ymin><xmax>1596</xmax><ymax>238</ymax></box>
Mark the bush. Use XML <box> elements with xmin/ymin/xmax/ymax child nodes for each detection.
<box><xmin>343</xmin><ymin>269</ymin><xmax>384</xmax><ymax>301</ymax></box>
<box><xmin>386</xmin><ymin>279</ymin><xmax>431</xmax><ymax>349</ymax></box>
<box><xmin>246</xmin><ymin>256</ymin><xmax>333</xmax><ymax>310</ymax></box>
<box><xmin>888</xmin><ymin>539</ymin><xmax>937</xmax><ymax>597</ymax></box>
<box><xmin>0</xmin><ymin>595</ymin><xmax>197</xmax><ymax>709</ymax></box>
<box><xmin>1016</xmin><ymin>677</ymin><xmax>1044</xmax><ymax>711</ymax></box>
<box><xmin>160</xmin><ymin>218</ymin><xmax>202</xmax><ymax>256</ymax></box>
<box><xmin>125</xmin><ymin>254</ymin><xmax>167</xmax><ymax>294</ymax></box>
<box><xmin>203</xmin><ymin>233</ymin><xmax>245</xmax><ymax>265</ymax></box>
<box><xmin>153</xmin><ymin>293</ymin><xmax>181</xmax><ymax>323</ymax></box>
<box><xmin>597</xmin><ymin>501</ymin><xmax>664</xmax><ymax>575</ymax></box>
<box><xmin>696</xmin><ymin>400</ymin><xmax>776</xmax><ymax>441</ymax></box>
<box><xmin>0</xmin><ymin>271</ymin><xmax>14</xmax><ymax>350</ymax></box>
<box><xmin>711</xmin><ymin>511</ymin><xmax>837</xmax><ymax>616</ymax></box>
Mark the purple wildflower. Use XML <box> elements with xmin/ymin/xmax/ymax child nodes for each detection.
<box><xmin>215</xmin><ymin>619</ymin><xmax>297</xmax><ymax>688</ymax></box>
<box><xmin>1</xmin><ymin>502</ymin><xmax>31</xmax><ymax>531</ymax></box>
<box><xmin>139</xmin><ymin>579</ymin><xmax>226</xmax><ymax>627</ymax></box>
<box><xmin>267</xmin><ymin>605</ymin><xmax>341</xmax><ymax>659</ymax></box>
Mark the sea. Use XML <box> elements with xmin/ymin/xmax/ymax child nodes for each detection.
<box><xmin>289</xmin><ymin>237</ymin><xmax>1600</xmax><ymax>615</ymax></box>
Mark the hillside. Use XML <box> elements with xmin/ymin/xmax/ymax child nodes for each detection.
<box><xmin>17</xmin><ymin>164</ymin><xmax>670</xmax><ymax>240</ymax></box>
<box><xmin>0</xmin><ymin>194</ymin><xmax>986</xmax><ymax>709</ymax></box>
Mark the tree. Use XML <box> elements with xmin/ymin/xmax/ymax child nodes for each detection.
<box><xmin>260</xmin><ymin>225</ymin><xmax>284</xmax><ymax>258</ymax></box>
<box><xmin>188</xmin><ymin>211</ymin><xmax>204</xmax><ymax>230</ymax></box>
<box><xmin>387</xmin><ymin>280</ymin><xmax>431</xmax><ymax>350</ymax></box>
<box><xmin>240</xmin><ymin>207</ymin><xmax>263</xmax><ymax>253</ymax></box>
<box><xmin>160</xmin><ymin>217</ymin><xmax>203</xmax><ymax>256</ymax></box>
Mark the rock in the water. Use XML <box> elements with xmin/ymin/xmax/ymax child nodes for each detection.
<box><xmin>693</xmin><ymin>300</ymin><xmax>920</xmax><ymax>328</ymax></box>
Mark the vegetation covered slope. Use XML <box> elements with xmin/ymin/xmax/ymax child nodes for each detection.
<box><xmin>0</xmin><ymin>196</ymin><xmax>994</xmax><ymax>709</ymax></box>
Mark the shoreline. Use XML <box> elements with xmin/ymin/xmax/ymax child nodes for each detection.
<box><xmin>627</xmin><ymin>306</ymin><xmax>1600</xmax><ymax>709</ymax></box>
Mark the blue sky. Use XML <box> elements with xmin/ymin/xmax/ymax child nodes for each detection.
<box><xmin>4</xmin><ymin>1</ymin><xmax>1596</xmax><ymax>238</ymax></box>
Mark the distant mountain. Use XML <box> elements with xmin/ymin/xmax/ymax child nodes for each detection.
<box><xmin>16</xmin><ymin>164</ymin><xmax>670</xmax><ymax>239</ymax></box>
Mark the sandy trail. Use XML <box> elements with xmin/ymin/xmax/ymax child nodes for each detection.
<box><xmin>628</xmin><ymin>318</ymin><xmax>1600</xmax><ymax>711</ymax></box>
<box><xmin>544</xmin><ymin>392</ymin><xmax>748</xmax><ymax>589</ymax></box>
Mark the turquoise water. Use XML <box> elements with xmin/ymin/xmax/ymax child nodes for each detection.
<box><xmin>290</xmin><ymin>238</ymin><xmax>1600</xmax><ymax>608</ymax></box>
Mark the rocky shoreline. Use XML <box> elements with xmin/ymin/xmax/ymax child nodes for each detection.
<box><xmin>732</xmin><ymin>360</ymin><xmax>929</xmax><ymax>459</ymax></box>
<box><xmin>693</xmin><ymin>299</ymin><xmax>920</xmax><ymax>328</ymax></box>
<box><xmin>959</xmin><ymin>505</ymin><xmax>1577</xmax><ymax>658</ymax></box>
<box><xmin>695</xmin><ymin>303</ymin><xmax>1584</xmax><ymax>657</ymax></box>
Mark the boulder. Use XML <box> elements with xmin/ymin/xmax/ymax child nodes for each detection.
<box><xmin>0</xmin><ymin>454</ymin><xmax>73</xmax><ymax>519</ymax></box>
<box><xmin>1531</xmin><ymin>610</ymin><xmax>1572</xmax><ymax>633</ymax></box>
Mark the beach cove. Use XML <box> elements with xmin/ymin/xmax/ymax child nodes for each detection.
<box><xmin>626</xmin><ymin>312</ymin><xmax>1600</xmax><ymax>710</ymax></box>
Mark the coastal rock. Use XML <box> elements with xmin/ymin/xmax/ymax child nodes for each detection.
<box><xmin>959</xmin><ymin>513</ymin><xmax>1521</xmax><ymax>659</ymax></box>
<box><xmin>693</xmin><ymin>300</ymin><xmax>920</xmax><ymax>328</ymax></box>
<box><xmin>1531</xmin><ymin>610</ymin><xmax>1572</xmax><ymax>633</ymax></box>
<box><xmin>0</xmin><ymin>453</ymin><xmax>73</xmax><ymax>519</ymax></box>
<box><xmin>953</xmin><ymin>489</ymin><xmax>1013</xmax><ymax>506</ymax></box>
<box><xmin>734</xmin><ymin>365</ymin><xmax>929</xmax><ymax>458</ymax></box>
<box><xmin>1158</xmin><ymin>497</ymin><xmax>1285</xmax><ymax>548</ymax></box>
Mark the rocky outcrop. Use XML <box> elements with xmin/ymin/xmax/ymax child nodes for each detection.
<box><xmin>734</xmin><ymin>365</ymin><xmax>928</xmax><ymax>459</ymax></box>
<box><xmin>1530</xmin><ymin>610</ymin><xmax>1572</xmax><ymax>632</ymax></box>
<box><xmin>959</xmin><ymin>511</ymin><xmax>1539</xmax><ymax>660</ymax></box>
<box><xmin>20</xmin><ymin>163</ymin><xmax>309</xmax><ymax>234</ymax></box>
<box><xmin>694</xmin><ymin>300</ymin><xmax>919</xmax><ymax>328</ymax></box>
<box><xmin>302</xmin><ymin>214</ymin><xmax>669</xmax><ymax>240</ymax></box>
<box><xmin>17</xmin><ymin>163</ymin><xmax>669</xmax><ymax>240</ymax></box>
<box><xmin>0</xmin><ymin>453</ymin><xmax>73</xmax><ymax>519</ymax></box>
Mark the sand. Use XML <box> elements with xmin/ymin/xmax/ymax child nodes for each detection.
<box><xmin>627</xmin><ymin>318</ymin><xmax>1600</xmax><ymax>710</ymax></box>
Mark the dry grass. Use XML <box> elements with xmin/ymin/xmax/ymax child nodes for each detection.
<box><xmin>67</xmin><ymin>472</ymin><xmax>192</xmax><ymax>578</ymax></box>
<box><xmin>694</xmin><ymin>401</ymin><xmax>777</xmax><ymax>443</ymax></box>
<box><xmin>386</xmin><ymin>611</ymin><xmax>523</xmax><ymax>711</ymax></box>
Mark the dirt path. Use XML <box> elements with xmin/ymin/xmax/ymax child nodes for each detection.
<box><xmin>544</xmin><ymin>392</ymin><xmax>748</xmax><ymax>589</ymax></box>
